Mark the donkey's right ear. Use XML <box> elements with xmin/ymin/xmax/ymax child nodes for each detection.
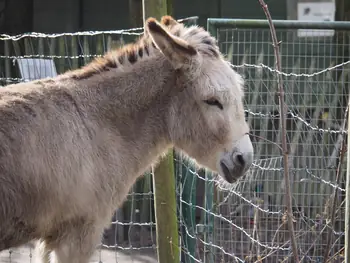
<box><xmin>145</xmin><ymin>17</ymin><xmax>197</xmax><ymax>69</ymax></box>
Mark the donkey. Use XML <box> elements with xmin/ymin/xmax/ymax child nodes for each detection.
<box><xmin>0</xmin><ymin>16</ymin><xmax>254</xmax><ymax>262</ymax></box>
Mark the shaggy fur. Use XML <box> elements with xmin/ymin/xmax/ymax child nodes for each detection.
<box><xmin>0</xmin><ymin>16</ymin><xmax>253</xmax><ymax>263</ymax></box>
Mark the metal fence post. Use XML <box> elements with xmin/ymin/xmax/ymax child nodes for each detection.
<box><xmin>177</xmin><ymin>155</ymin><xmax>197</xmax><ymax>263</ymax></box>
<box><xmin>345</xmin><ymin>100</ymin><xmax>350</xmax><ymax>261</ymax></box>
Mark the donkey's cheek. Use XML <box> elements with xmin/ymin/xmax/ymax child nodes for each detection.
<box><xmin>213</xmin><ymin>114</ymin><xmax>228</xmax><ymax>134</ymax></box>
<box><xmin>205</xmin><ymin>117</ymin><xmax>229</xmax><ymax>146</ymax></box>
<box><xmin>217</xmin><ymin>124</ymin><xmax>230</xmax><ymax>145</ymax></box>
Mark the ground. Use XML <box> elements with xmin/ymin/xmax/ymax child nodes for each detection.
<box><xmin>0</xmin><ymin>244</ymin><xmax>158</xmax><ymax>263</ymax></box>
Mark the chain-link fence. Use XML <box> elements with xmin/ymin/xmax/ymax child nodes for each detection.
<box><xmin>0</xmin><ymin>17</ymin><xmax>348</xmax><ymax>263</ymax></box>
<box><xmin>185</xmin><ymin>18</ymin><xmax>348</xmax><ymax>263</ymax></box>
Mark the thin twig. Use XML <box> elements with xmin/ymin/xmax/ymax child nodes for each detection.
<box><xmin>323</xmin><ymin>104</ymin><xmax>349</xmax><ymax>262</ymax></box>
<box><xmin>326</xmin><ymin>247</ymin><xmax>345</xmax><ymax>263</ymax></box>
<box><xmin>248</xmin><ymin>133</ymin><xmax>283</xmax><ymax>151</ymax></box>
<box><xmin>299</xmin><ymin>224</ymin><xmax>328</xmax><ymax>262</ymax></box>
<box><xmin>257</xmin><ymin>1</ymin><xmax>300</xmax><ymax>262</ymax></box>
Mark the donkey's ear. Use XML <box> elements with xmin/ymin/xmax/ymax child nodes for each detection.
<box><xmin>145</xmin><ymin>17</ymin><xmax>197</xmax><ymax>69</ymax></box>
<box><xmin>160</xmin><ymin>15</ymin><xmax>179</xmax><ymax>28</ymax></box>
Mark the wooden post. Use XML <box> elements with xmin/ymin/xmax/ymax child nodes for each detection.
<box><xmin>142</xmin><ymin>0</ymin><xmax>167</xmax><ymax>22</ymax></box>
<box><xmin>129</xmin><ymin>0</ymin><xmax>143</xmax><ymax>27</ymax></box>
<box><xmin>151</xmin><ymin>151</ymin><xmax>179</xmax><ymax>263</ymax></box>
<box><xmin>142</xmin><ymin>2</ymin><xmax>180</xmax><ymax>263</ymax></box>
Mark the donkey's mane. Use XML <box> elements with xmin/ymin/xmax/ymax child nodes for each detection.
<box><xmin>63</xmin><ymin>19</ymin><xmax>220</xmax><ymax>81</ymax></box>
<box><xmin>64</xmin><ymin>36</ymin><xmax>155</xmax><ymax>80</ymax></box>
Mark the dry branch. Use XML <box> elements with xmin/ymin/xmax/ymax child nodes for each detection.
<box><xmin>257</xmin><ymin>1</ymin><xmax>300</xmax><ymax>262</ymax></box>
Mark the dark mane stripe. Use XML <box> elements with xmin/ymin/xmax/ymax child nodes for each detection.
<box><xmin>66</xmin><ymin>37</ymin><xmax>151</xmax><ymax>80</ymax></box>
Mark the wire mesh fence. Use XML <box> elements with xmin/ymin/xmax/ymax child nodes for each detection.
<box><xmin>0</xmin><ymin>17</ymin><xmax>349</xmax><ymax>263</ymax></box>
<box><xmin>192</xmin><ymin>19</ymin><xmax>348</xmax><ymax>262</ymax></box>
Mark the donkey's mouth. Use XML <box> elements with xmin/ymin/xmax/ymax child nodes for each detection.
<box><xmin>220</xmin><ymin>161</ymin><xmax>239</xmax><ymax>183</ymax></box>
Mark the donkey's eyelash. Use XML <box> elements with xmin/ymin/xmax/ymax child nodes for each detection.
<box><xmin>204</xmin><ymin>99</ymin><xmax>223</xmax><ymax>110</ymax></box>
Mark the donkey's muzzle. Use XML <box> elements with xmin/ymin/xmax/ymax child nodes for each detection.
<box><xmin>219</xmin><ymin>134</ymin><xmax>254</xmax><ymax>183</ymax></box>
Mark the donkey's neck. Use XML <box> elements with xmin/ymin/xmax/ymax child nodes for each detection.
<box><xmin>67</xmin><ymin>55</ymin><xmax>176</xmax><ymax>177</ymax></box>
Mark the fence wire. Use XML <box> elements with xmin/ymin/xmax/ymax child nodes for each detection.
<box><xmin>193</xmin><ymin>23</ymin><xmax>348</xmax><ymax>263</ymax></box>
<box><xmin>0</xmin><ymin>19</ymin><xmax>348</xmax><ymax>263</ymax></box>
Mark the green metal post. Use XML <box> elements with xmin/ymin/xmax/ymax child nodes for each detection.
<box><xmin>203</xmin><ymin>170</ymin><xmax>214</xmax><ymax>263</ymax></box>
<box><xmin>345</xmin><ymin>100</ymin><xmax>350</xmax><ymax>263</ymax></box>
<box><xmin>179</xmin><ymin>157</ymin><xmax>197</xmax><ymax>263</ymax></box>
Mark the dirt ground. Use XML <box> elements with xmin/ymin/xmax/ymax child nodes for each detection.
<box><xmin>0</xmin><ymin>244</ymin><xmax>158</xmax><ymax>263</ymax></box>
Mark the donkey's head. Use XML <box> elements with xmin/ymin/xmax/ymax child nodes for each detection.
<box><xmin>145</xmin><ymin>17</ymin><xmax>254</xmax><ymax>183</ymax></box>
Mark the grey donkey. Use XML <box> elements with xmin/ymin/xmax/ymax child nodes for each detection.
<box><xmin>0</xmin><ymin>16</ymin><xmax>254</xmax><ymax>263</ymax></box>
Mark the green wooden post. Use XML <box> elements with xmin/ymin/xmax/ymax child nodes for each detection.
<box><xmin>142</xmin><ymin>0</ymin><xmax>168</xmax><ymax>22</ymax></box>
<box><xmin>151</xmin><ymin>151</ymin><xmax>179</xmax><ymax>263</ymax></box>
<box><xmin>142</xmin><ymin>2</ymin><xmax>179</xmax><ymax>263</ymax></box>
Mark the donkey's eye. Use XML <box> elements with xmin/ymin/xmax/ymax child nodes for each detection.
<box><xmin>204</xmin><ymin>98</ymin><xmax>223</xmax><ymax>110</ymax></box>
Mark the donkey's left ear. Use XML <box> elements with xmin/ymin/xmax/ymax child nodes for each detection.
<box><xmin>160</xmin><ymin>15</ymin><xmax>179</xmax><ymax>29</ymax></box>
<box><xmin>145</xmin><ymin>17</ymin><xmax>198</xmax><ymax>69</ymax></box>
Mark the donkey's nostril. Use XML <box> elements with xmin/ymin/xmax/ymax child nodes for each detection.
<box><xmin>235</xmin><ymin>153</ymin><xmax>245</xmax><ymax>167</ymax></box>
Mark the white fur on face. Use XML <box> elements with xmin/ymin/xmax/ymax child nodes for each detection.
<box><xmin>171</xmin><ymin>57</ymin><xmax>249</xmax><ymax>173</ymax></box>
<box><xmin>198</xmin><ymin>57</ymin><xmax>248</xmax><ymax>137</ymax></box>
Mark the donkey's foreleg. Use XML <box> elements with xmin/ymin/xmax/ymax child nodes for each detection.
<box><xmin>34</xmin><ymin>239</ymin><xmax>52</xmax><ymax>263</ymax></box>
<box><xmin>51</xmin><ymin>221</ymin><xmax>104</xmax><ymax>263</ymax></box>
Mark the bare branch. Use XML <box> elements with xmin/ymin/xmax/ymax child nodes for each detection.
<box><xmin>257</xmin><ymin>1</ymin><xmax>300</xmax><ymax>262</ymax></box>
